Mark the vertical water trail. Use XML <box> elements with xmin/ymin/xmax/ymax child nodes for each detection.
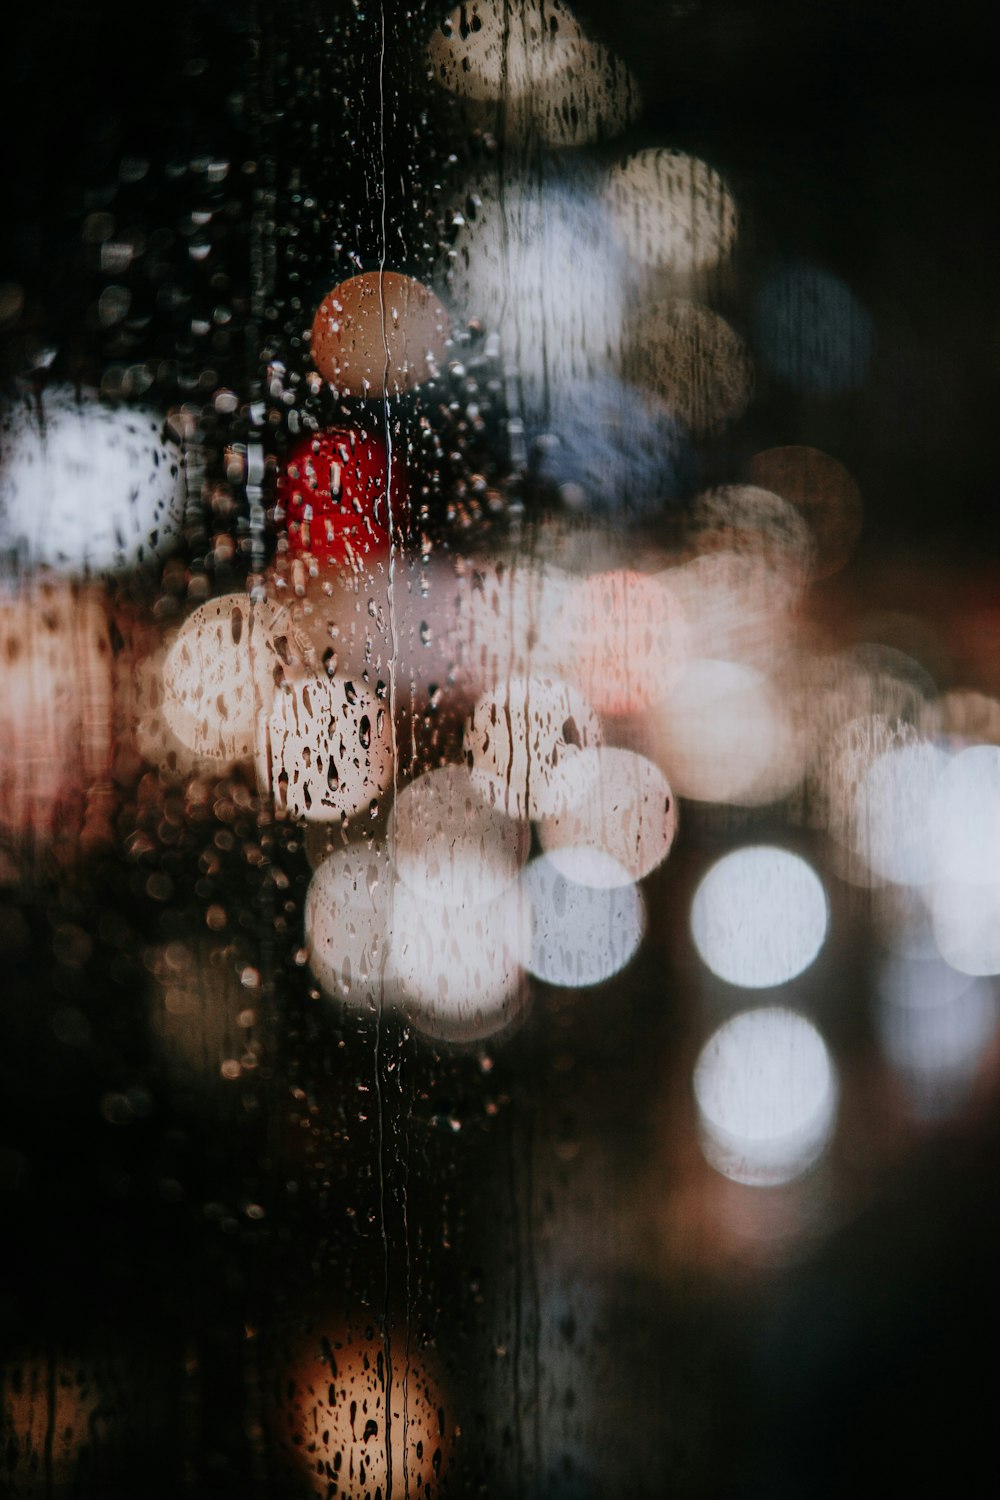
<box><xmin>375</xmin><ymin>2</ymin><xmax>397</xmax><ymax>1491</ymax></box>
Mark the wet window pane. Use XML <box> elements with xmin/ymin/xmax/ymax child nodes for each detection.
<box><xmin>3</xmin><ymin>2</ymin><xmax>998</xmax><ymax>1497</ymax></box>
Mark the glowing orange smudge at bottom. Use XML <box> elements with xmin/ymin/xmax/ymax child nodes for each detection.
<box><xmin>269</xmin><ymin>1326</ymin><xmax>453</xmax><ymax>1500</ymax></box>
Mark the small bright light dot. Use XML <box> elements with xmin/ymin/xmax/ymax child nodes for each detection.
<box><xmin>690</xmin><ymin>846</ymin><xmax>828</xmax><ymax>988</ymax></box>
<box><xmin>693</xmin><ymin>1007</ymin><xmax>837</xmax><ymax>1186</ymax></box>
<box><xmin>519</xmin><ymin>853</ymin><xmax>645</xmax><ymax>987</ymax></box>
<box><xmin>390</xmin><ymin>765</ymin><xmax>529</xmax><ymax>905</ymax></box>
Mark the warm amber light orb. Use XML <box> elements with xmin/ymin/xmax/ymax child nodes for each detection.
<box><xmin>311</xmin><ymin>271</ymin><xmax>451</xmax><ymax>398</ymax></box>
<box><xmin>270</xmin><ymin>1326</ymin><xmax>453</xmax><ymax>1500</ymax></box>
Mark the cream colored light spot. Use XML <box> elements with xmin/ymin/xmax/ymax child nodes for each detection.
<box><xmin>390</xmin><ymin>764</ymin><xmax>530</xmax><ymax>905</ymax></box>
<box><xmin>387</xmin><ymin>879</ymin><xmax>527</xmax><ymax>1041</ymax></box>
<box><xmin>162</xmin><ymin>595</ymin><xmax>287</xmax><ymax>761</ymax></box>
<box><xmin>654</xmin><ymin>657</ymin><xmax>800</xmax><ymax>806</ymax></box>
<box><xmin>428</xmin><ymin>0</ymin><xmax>640</xmax><ymax>146</ymax></box>
<box><xmin>258</xmin><ymin>675</ymin><xmax>392</xmax><ymax>822</ymax></box>
<box><xmin>605</xmin><ymin>149</ymin><xmax>738</xmax><ymax>274</ymax></box>
<box><xmin>304</xmin><ymin>846</ymin><xmax>392</xmax><ymax>1004</ymax></box>
<box><xmin>538</xmin><ymin>747</ymin><xmax>676</xmax><ymax>886</ymax></box>
<box><xmin>463</xmin><ymin>674</ymin><xmax>601</xmax><ymax>820</ymax></box>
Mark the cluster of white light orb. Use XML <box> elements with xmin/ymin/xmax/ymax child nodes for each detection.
<box><xmin>303</xmin><ymin>716</ymin><xmax>676</xmax><ymax>1042</ymax></box>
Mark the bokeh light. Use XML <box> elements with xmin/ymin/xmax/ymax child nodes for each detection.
<box><xmin>604</xmin><ymin>148</ymin><xmax>738</xmax><ymax>274</ymax></box>
<box><xmin>390</xmin><ymin>765</ymin><xmax>530</xmax><ymax>905</ymax></box>
<box><xmin>753</xmin><ymin>263</ymin><xmax>873</xmax><ymax>395</ymax></box>
<box><xmin>445</xmin><ymin>173</ymin><xmax>625</xmax><ymax>415</ymax></box>
<box><xmin>519</xmin><ymin>852</ymin><xmax>645</xmax><ymax>987</ymax></box>
<box><xmin>560</xmin><ymin>569</ymin><xmax>690</xmax><ymax>716</ymax></box>
<box><xmin>258</xmin><ymin>675</ymin><xmax>393</xmax><ymax>823</ymax></box>
<box><xmin>311</xmin><ymin>271</ymin><xmax>450</xmax><ymax>398</ymax></box>
<box><xmin>0</xmin><ymin>579</ymin><xmax>114</xmax><ymax>863</ymax></box>
<box><xmin>538</xmin><ymin>746</ymin><xmax>676</xmax><ymax>886</ymax></box>
<box><xmin>693</xmin><ymin>1007</ymin><xmax>838</xmax><ymax>1185</ymax></box>
<box><xmin>624</xmin><ymin>299</ymin><xmax>753</xmax><ymax>435</ymax></box>
<box><xmin>654</xmin><ymin>657</ymin><xmax>800</xmax><ymax>806</ymax></box>
<box><xmin>388</xmin><ymin>878</ymin><xmax>528</xmax><ymax>1041</ymax></box>
<box><xmin>0</xmin><ymin>385</ymin><xmax>184</xmax><ymax>572</ymax></box>
<box><xmin>878</xmin><ymin>955</ymin><xmax>998</xmax><ymax>1118</ymax></box>
<box><xmin>270</xmin><ymin>1326</ymin><xmax>452</xmax><ymax>1500</ymax></box>
<box><xmin>748</xmin><ymin>444</ymin><xmax>862</xmax><ymax>577</ymax></box>
<box><xmin>162</xmin><ymin>595</ymin><xmax>288</xmax><ymax>762</ymax></box>
<box><xmin>690</xmin><ymin>846</ymin><xmax>828</xmax><ymax>988</ymax></box>
<box><xmin>527</xmin><ymin>375</ymin><xmax>692</xmax><ymax>522</ymax></box>
<box><xmin>463</xmin><ymin>674</ymin><xmax>602</xmax><ymax>820</ymax></box>
<box><xmin>428</xmin><ymin>0</ymin><xmax>640</xmax><ymax>147</ymax></box>
<box><xmin>305</xmin><ymin>846</ymin><xmax>392</xmax><ymax>1005</ymax></box>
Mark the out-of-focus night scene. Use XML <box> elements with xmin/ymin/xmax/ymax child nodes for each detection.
<box><xmin>2</xmin><ymin>2</ymin><xmax>999</xmax><ymax>1495</ymax></box>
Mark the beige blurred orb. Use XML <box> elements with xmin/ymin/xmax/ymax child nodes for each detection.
<box><xmin>388</xmin><ymin>877</ymin><xmax>528</xmax><ymax>1041</ymax></box>
<box><xmin>271</xmin><ymin>1327</ymin><xmax>452</xmax><ymax>1500</ymax></box>
<box><xmin>463</xmin><ymin>674</ymin><xmax>602</xmax><ymax>820</ymax></box>
<box><xmin>311</xmin><ymin>271</ymin><xmax>450</xmax><ymax>398</ymax></box>
<box><xmin>258</xmin><ymin>674</ymin><xmax>393</xmax><ymax>823</ymax></box>
<box><xmin>162</xmin><ymin>594</ymin><xmax>288</xmax><ymax>762</ymax></box>
<box><xmin>625</xmin><ymin>299</ymin><xmax>753</xmax><ymax>435</ymax></box>
<box><xmin>390</xmin><ymin>764</ymin><xmax>530</xmax><ymax>905</ymax></box>
<box><xmin>655</xmin><ymin>658</ymin><xmax>800</xmax><ymax>807</ymax></box>
<box><xmin>538</xmin><ymin>747</ymin><xmax>677</xmax><ymax>887</ymax></box>
<box><xmin>605</xmin><ymin>149</ymin><xmax>738</xmax><ymax>274</ymax></box>
<box><xmin>304</xmin><ymin>845</ymin><xmax>393</xmax><ymax>1005</ymax></box>
<box><xmin>562</xmin><ymin>569</ymin><xmax>690</xmax><ymax>716</ymax></box>
<box><xmin>428</xmin><ymin>0</ymin><xmax>640</xmax><ymax>147</ymax></box>
<box><xmin>668</xmin><ymin>550</ymin><xmax>802</xmax><ymax>669</ymax></box>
